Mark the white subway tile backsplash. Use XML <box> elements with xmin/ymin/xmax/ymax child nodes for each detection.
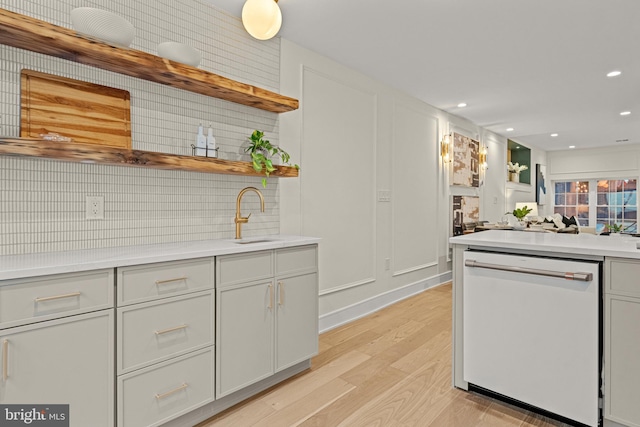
<box><xmin>0</xmin><ymin>0</ymin><xmax>283</xmax><ymax>255</ymax></box>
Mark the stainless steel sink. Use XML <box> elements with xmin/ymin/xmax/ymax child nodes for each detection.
<box><xmin>232</xmin><ymin>238</ymin><xmax>278</xmax><ymax>244</ymax></box>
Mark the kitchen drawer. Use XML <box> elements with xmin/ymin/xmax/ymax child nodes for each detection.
<box><xmin>606</xmin><ymin>258</ymin><xmax>640</xmax><ymax>297</ymax></box>
<box><xmin>117</xmin><ymin>258</ymin><xmax>213</xmax><ymax>306</ymax></box>
<box><xmin>216</xmin><ymin>250</ymin><xmax>273</xmax><ymax>288</ymax></box>
<box><xmin>117</xmin><ymin>290</ymin><xmax>213</xmax><ymax>374</ymax></box>
<box><xmin>0</xmin><ymin>269</ymin><xmax>114</xmax><ymax>329</ymax></box>
<box><xmin>118</xmin><ymin>347</ymin><xmax>214</xmax><ymax>427</ymax></box>
<box><xmin>276</xmin><ymin>245</ymin><xmax>317</xmax><ymax>277</ymax></box>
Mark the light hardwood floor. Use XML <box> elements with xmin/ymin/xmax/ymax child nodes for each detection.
<box><xmin>198</xmin><ymin>283</ymin><xmax>569</xmax><ymax>427</ymax></box>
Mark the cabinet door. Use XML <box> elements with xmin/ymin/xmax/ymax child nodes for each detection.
<box><xmin>216</xmin><ymin>280</ymin><xmax>274</xmax><ymax>397</ymax></box>
<box><xmin>0</xmin><ymin>310</ymin><xmax>114</xmax><ymax>427</ymax></box>
<box><xmin>605</xmin><ymin>294</ymin><xmax>640</xmax><ymax>427</ymax></box>
<box><xmin>276</xmin><ymin>272</ymin><xmax>319</xmax><ymax>372</ymax></box>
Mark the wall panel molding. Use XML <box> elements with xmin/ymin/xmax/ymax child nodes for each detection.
<box><xmin>300</xmin><ymin>66</ymin><xmax>378</xmax><ymax>293</ymax></box>
<box><xmin>391</xmin><ymin>101</ymin><xmax>439</xmax><ymax>276</ymax></box>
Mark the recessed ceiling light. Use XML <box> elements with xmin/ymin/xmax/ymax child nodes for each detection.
<box><xmin>620</xmin><ymin>111</ymin><xmax>631</xmax><ymax>116</ymax></box>
<box><xmin>607</xmin><ymin>70</ymin><xmax>622</xmax><ymax>77</ymax></box>
<box><xmin>506</xmin><ymin>128</ymin><xmax>514</xmax><ymax>132</ymax></box>
<box><xmin>569</xmin><ymin>145</ymin><xmax>576</xmax><ymax>149</ymax></box>
<box><xmin>457</xmin><ymin>102</ymin><xmax>467</xmax><ymax>108</ymax></box>
<box><xmin>551</xmin><ymin>133</ymin><xmax>559</xmax><ymax>137</ymax></box>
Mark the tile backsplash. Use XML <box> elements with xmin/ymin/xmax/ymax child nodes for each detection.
<box><xmin>0</xmin><ymin>0</ymin><xmax>283</xmax><ymax>255</ymax></box>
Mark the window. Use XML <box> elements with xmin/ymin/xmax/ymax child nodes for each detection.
<box><xmin>554</xmin><ymin>179</ymin><xmax>637</xmax><ymax>233</ymax></box>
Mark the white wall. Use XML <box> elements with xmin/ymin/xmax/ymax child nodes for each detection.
<box><xmin>279</xmin><ymin>39</ymin><xmax>547</xmax><ymax>325</ymax></box>
<box><xmin>548</xmin><ymin>145</ymin><xmax>640</xmax><ymax>181</ymax></box>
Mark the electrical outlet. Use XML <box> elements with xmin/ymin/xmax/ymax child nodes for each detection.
<box><xmin>86</xmin><ymin>196</ymin><xmax>104</xmax><ymax>220</ymax></box>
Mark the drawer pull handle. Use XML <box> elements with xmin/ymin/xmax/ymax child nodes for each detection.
<box><xmin>155</xmin><ymin>324</ymin><xmax>188</xmax><ymax>335</ymax></box>
<box><xmin>155</xmin><ymin>277</ymin><xmax>188</xmax><ymax>285</ymax></box>
<box><xmin>268</xmin><ymin>284</ymin><xmax>274</xmax><ymax>309</ymax></box>
<box><xmin>34</xmin><ymin>291</ymin><xmax>81</xmax><ymax>303</ymax></box>
<box><xmin>278</xmin><ymin>281</ymin><xmax>284</xmax><ymax>306</ymax></box>
<box><xmin>2</xmin><ymin>339</ymin><xmax>8</xmax><ymax>381</ymax></box>
<box><xmin>155</xmin><ymin>383</ymin><xmax>188</xmax><ymax>399</ymax></box>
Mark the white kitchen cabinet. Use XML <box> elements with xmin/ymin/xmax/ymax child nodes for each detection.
<box><xmin>216</xmin><ymin>278</ymin><xmax>275</xmax><ymax>396</ymax></box>
<box><xmin>216</xmin><ymin>245</ymin><xmax>318</xmax><ymax>398</ymax></box>
<box><xmin>117</xmin><ymin>290</ymin><xmax>214</xmax><ymax>375</ymax></box>
<box><xmin>117</xmin><ymin>257</ymin><xmax>214</xmax><ymax>306</ymax></box>
<box><xmin>116</xmin><ymin>258</ymin><xmax>215</xmax><ymax>427</ymax></box>
<box><xmin>275</xmin><ymin>246</ymin><xmax>319</xmax><ymax>372</ymax></box>
<box><xmin>118</xmin><ymin>347</ymin><xmax>214</xmax><ymax>427</ymax></box>
<box><xmin>605</xmin><ymin>258</ymin><xmax>640</xmax><ymax>427</ymax></box>
<box><xmin>0</xmin><ymin>310</ymin><xmax>114</xmax><ymax>427</ymax></box>
<box><xmin>0</xmin><ymin>268</ymin><xmax>113</xmax><ymax>329</ymax></box>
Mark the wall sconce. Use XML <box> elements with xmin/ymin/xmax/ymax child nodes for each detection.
<box><xmin>242</xmin><ymin>0</ymin><xmax>282</xmax><ymax>40</ymax></box>
<box><xmin>441</xmin><ymin>134</ymin><xmax>451</xmax><ymax>163</ymax></box>
<box><xmin>479</xmin><ymin>145</ymin><xmax>488</xmax><ymax>170</ymax></box>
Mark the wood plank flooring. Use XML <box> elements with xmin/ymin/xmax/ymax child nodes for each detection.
<box><xmin>198</xmin><ymin>283</ymin><xmax>569</xmax><ymax>427</ymax></box>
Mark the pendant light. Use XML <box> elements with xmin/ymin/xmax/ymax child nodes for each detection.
<box><xmin>242</xmin><ymin>0</ymin><xmax>282</xmax><ymax>41</ymax></box>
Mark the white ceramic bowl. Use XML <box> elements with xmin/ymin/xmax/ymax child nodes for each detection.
<box><xmin>70</xmin><ymin>7</ymin><xmax>135</xmax><ymax>47</ymax></box>
<box><xmin>157</xmin><ymin>42</ymin><xmax>202</xmax><ymax>67</ymax></box>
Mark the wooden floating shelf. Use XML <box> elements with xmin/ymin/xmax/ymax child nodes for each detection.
<box><xmin>0</xmin><ymin>138</ymin><xmax>299</xmax><ymax>178</ymax></box>
<box><xmin>0</xmin><ymin>8</ymin><xmax>299</xmax><ymax>113</ymax></box>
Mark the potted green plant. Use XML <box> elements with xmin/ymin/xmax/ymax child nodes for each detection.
<box><xmin>606</xmin><ymin>223</ymin><xmax>624</xmax><ymax>234</ymax></box>
<box><xmin>244</xmin><ymin>130</ymin><xmax>299</xmax><ymax>188</ymax></box>
<box><xmin>508</xmin><ymin>205</ymin><xmax>533</xmax><ymax>221</ymax></box>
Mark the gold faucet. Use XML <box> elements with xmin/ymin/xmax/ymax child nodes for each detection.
<box><xmin>235</xmin><ymin>187</ymin><xmax>265</xmax><ymax>239</ymax></box>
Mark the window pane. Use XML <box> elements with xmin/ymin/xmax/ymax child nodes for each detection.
<box><xmin>554</xmin><ymin>206</ymin><xmax>565</xmax><ymax>216</ymax></box>
<box><xmin>624</xmin><ymin>180</ymin><xmax>637</xmax><ymax>191</ymax></box>
<box><xmin>555</xmin><ymin>182</ymin><xmax>566</xmax><ymax>193</ymax></box>
<box><xmin>565</xmin><ymin>194</ymin><xmax>576</xmax><ymax>205</ymax></box>
<box><xmin>597</xmin><ymin>180</ymin><xmax>609</xmax><ymax>192</ymax></box>
<box><xmin>597</xmin><ymin>193</ymin><xmax>608</xmax><ymax>205</ymax></box>
<box><xmin>578</xmin><ymin>194</ymin><xmax>589</xmax><ymax>204</ymax></box>
<box><xmin>564</xmin><ymin>207</ymin><xmax>577</xmax><ymax>217</ymax></box>
<box><xmin>577</xmin><ymin>206</ymin><xmax>589</xmax><ymax>220</ymax></box>
<box><xmin>555</xmin><ymin>194</ymin><xmax>565</xmax><ymax>205</ymax></box>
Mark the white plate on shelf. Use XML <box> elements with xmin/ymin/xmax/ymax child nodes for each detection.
<box><xmin>157</xmin><ymin>42</ymin><xmax>201</xmax><ymax>67</ymax></box>
<box><xmin>70</xmin><ymin>7</ymin><xmax>135</xmax><ymax>47</ymax></box>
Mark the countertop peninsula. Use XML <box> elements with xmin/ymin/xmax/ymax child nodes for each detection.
<box><xmin>0</xmin><ymin>235</ymin><xmax>320</xmax><ymax>280</ymax></box>
<box><xmin>450</xmin><ymin>229</ymin><xmax>640</xmax><ymax>260</ymax></box>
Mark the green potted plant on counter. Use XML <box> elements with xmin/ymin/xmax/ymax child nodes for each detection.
<box><xmin>605</xmin><ymin>223</ymin><xmax>624</xmax><ymax>235</ymax></box>
<box><xmin>509</xmin><ymin>205</ymin><xmax>533</xmax><ymax>221</ymax></box>
<box><xmin>507</xmin><ymin>205</ymin><xmax>533</xmax><ymax>229</ymax></box>
<box><xmin>245</xmin><ymin>130</ymin><xmax>299</xmax><ymax>188</ymax></box>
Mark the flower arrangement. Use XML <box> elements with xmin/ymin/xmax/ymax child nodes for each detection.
<box><xmin>507</xmin><ymin>162</ymin><xmax>528</xmax><ymax>174</ymax></box>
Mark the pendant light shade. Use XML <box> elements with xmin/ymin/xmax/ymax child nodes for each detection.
<box><xmin>242</xmin><ymin>0</ymin><xmax>282</xmax><ymax>40</ymax></box>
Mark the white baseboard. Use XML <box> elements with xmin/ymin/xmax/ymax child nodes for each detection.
<box><xmin>318</xmin><ymin>271</ymin><xmax>452</xmax><ymax>333</ymax></box>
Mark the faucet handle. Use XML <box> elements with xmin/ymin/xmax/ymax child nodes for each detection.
<box><xmin>246</xmin><ymin>212</ymin><xmax>252</xmax><ymax>220</ymax></box>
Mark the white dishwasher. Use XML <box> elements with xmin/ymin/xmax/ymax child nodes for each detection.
<box><xmin>463</xmin><ymin>250</ymin><xmax>601</xmax><ymax>427</ymax></box>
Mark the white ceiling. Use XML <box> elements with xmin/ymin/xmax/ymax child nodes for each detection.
<box><xmin>209</xmin><ymin>0</ymin><xmax>640</xmax><ymax>152</ymax></box>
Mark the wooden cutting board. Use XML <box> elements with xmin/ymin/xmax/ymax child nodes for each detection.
<box><xmin>20</xmin><ymin>69</ymin><xmax>131</xmax><ymax>149</ymax></box>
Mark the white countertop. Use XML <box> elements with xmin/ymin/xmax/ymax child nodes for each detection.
<box><xmin>0</xmin><ymin>235</ymin><xmax>321</xmax><ymax>280</ymax></box>
<box><xmin>450</xmin><ymin>229</ymin><xmax>640</xmax><ymax>260</ymax></box>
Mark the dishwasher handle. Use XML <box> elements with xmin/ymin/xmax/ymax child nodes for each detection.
<box><xmin>464</xmin><ymin>259</ymin><xmax>593</xmax><ymax>282</ymax></box>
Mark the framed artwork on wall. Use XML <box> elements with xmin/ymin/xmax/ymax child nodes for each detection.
<box><xmin>452</xmin><ymin>195</ymin><xmax>480</xmax><ymax>235</ymax></box>
<box><xmin>451</xmin><ymin>132</ymin><xmax>479</xmax><ymax>187</ymax></box>
<box><xmin>536</xmin><ymin>164</ymin><xmax>547</xmax><ymax>205</ymax></box>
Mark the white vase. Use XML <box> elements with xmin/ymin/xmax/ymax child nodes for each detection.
<box><xmin>510</xmin><ymin>172</ymin><xmax>519</xmax><ymax>183</ymax></box>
